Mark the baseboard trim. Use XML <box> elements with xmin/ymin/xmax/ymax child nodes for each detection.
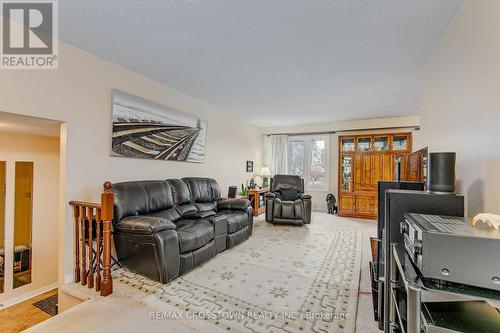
<box><xmin>0</xmin><ymin>282</ymin><xmax>59</xmax><ymax>309</ymax></box>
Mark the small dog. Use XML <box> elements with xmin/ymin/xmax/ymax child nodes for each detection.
<box><xmin>326</xmin><ymin>193</ymin><xmax>338</xmax><ymax>215</ymax></box>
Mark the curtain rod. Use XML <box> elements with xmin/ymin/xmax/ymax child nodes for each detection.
<box><xmin>264</xmin><ymin>125</ymin><xmax>420</xmax><ymax>137</ymax></box>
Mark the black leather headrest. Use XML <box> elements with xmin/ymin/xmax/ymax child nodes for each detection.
<box><xmin>111</xmin><ymin>180</ymin><xmax>174</xmax><ymax>222</ymax></box>
<box><xmin>167</xmin><ymin>179</ymin><xmax>192</xmax><ymax>205</ymax></box>
<box><xmin>271</xmin><ymin>175</ymin><xmax>304</xmax><ymax>193</ymax></box>
<box><xmin>182</xmin><ymin>177</ymin><xmax>221</xmax><ymax>203</ymax></box>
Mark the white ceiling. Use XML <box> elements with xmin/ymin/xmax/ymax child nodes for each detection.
<box><xmin>0</xmin><ymin>112</ymin><xmax>61</xmax><ymax>137</ymax></box>
<box><xmin>59</xmin><ymin>0</ymin><xmax>463</xmax><ymax>127</ymax></box>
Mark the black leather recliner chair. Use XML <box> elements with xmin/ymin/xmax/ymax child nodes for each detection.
<box><xmin>265</xmin><ymin>175</ymin><xmax>312</xmax><ymax>225</ymax></box>
<box><xmin>111</xmin><ymin>178</ymin><xmax>253</xmax><ymax>283</ymax></box>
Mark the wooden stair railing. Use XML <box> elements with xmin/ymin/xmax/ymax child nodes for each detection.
<box><xmin>69</xmin><ymin>181</ymin><xmax>113</xmax><ymax>296</ymax></box>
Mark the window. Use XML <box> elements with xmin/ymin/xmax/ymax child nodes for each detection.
<box><xmin>287</xmin><ymin>135</ymin><xmax>329</xmax><ymax>191</ymax></box>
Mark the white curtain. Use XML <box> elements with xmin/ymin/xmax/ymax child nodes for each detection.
<box><xmin>264</xmin><ymin>135</ymin><xmax>288</xmax><ymax>176</ymax></box>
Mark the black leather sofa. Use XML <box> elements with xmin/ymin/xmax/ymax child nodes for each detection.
<box><xmin>265</xmin><ymin>175</ymin><xmax>312</xmax><ymax>225</ymax></box>
<box><xmin>111</xmin><ymin>177</ymin><xmax>253</xmax><ymax>283</ymax></box>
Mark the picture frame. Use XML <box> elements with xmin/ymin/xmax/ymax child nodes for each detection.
<box><xmin>246</xmin><ymin>160</ymin><xmax>254</xmax><ymax>173</ymax></box>
<box><xmin>111</xmin><ymin>90</ymin><xmax>207</xmax><ymax>163</ymax></box>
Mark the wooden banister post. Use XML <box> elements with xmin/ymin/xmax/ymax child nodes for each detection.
<box><xmin>87</xmin><ymin>207</ymin><xmax>94</xmax><ymax>289</ymax></box>
<box><xmin>80</xmin><ymin>206</ymin><xmax>87</xmax><ymax>286</ymax></box>
<box><xmin>95</xmin><ymin>208</ymin><xmax>102</xmax><ymax>292</ymax></box>
<box><xmin>100</xmin><ymin>181</ymin><xmax>113</xmax><ymax>296</ymax></box>
<box><xmin>72</xmin><ymin>205</ymin><xmax>81</xmax><ymax>283</ymax></box>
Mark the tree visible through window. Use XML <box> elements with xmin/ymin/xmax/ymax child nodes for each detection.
<box><xmin>288</xmin><ymin>140</ymin><xmax>305</xmax><ymax>177</ymax></box>
<box><xmin>287</xmin><ymin>135</ymin><xmax>329</xmax><ymax>191</ymax></box>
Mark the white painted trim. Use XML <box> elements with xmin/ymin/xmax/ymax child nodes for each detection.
<box><xmin>64</xmin><ymin>273</ymin><xmax>75</xmax><ymax>284</ymax></box>
<box><xmin>0</xmin><ymin>282</ymin><xmax>58</xmax><ymax>309</ymax></box>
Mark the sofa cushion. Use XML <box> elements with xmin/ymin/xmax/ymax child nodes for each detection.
<box><xmin>182</xmin><ymin>178</ymin><xmax>220</xmax><ymax>214</ymax></box>
<box><xmin>112</xmin><ymin>180</ymin><xmax>174</xmax><ymax>222</ymax></box>
<box><xmin>167</xmin><ymin>179</ymin><xmax>192</xmax><ymax>205</ymax></box>
<box><xmin>175</xmin><ymin>219</ymin><xmax>214</xmax><ymax>253</ymax></box>
<box><xmin>182</xmin><ymin>177</ymin><xmax>221</xmax><ymax>203</ymax></box>
<box><xmin>216</xmin><ymin>210</ymin><xmax>249</xmax><ymax>233</ymax></box>
<box><xmin>217</xmin><ymin>199</ymin><xmax>251</xmax><ymax>211</ymax></box>
<box><xmin>167</xmin><ymin>179</ymin><xmax>197</xmax><ymax>217</ymax></box>
<box><xmin>147</xmin><ymin>208</ymin><xmax>181</xmax><ymax>222</ymax></box>
<box><xmin>194</xmin><ymin>201</ymin><xmax>217</xmax><ymax>213</ymax></box>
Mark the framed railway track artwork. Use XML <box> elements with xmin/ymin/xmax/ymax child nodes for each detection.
<box><xmin>111</xmin><ymin>90</ymin><xmax>207</xmax><ymax>162</ymax></box>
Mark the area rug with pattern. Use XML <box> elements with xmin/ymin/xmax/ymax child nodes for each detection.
<box><xmin>112</xmin><ymin>217</ymin><xmax>362</xmax><ymax>333</ymax></box>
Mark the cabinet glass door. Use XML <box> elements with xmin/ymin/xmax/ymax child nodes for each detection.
<box><xmin>341</xmin><ymin>138</ymin><xmax>355</xmax><ymax>152</ymax></box>
<box><xmin>393</xmin><ymin>135</ymin><xmax>409</xmax><ymax>151</ymax></box>
<box><xmin>341</xmin><ymin>155</ymin><xmax>353</xmax><ymax>191</ymax></box>
<box><xmin>374</xmin><ymin>136</ymin><xmax>389</xmax><ymax>151</ymax></box>
<box><xmin>357</xmin><ymin>137</ymin><xmax>372</xmax><ymax>152</ymax></box>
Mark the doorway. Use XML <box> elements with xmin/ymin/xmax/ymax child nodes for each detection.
<box><xmin>0</xmin><ymin>111</ymin><xmax>62</xmax><ymax>309</ymax></box>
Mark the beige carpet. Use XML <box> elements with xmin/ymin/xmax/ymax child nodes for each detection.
<box><xmin>113</xmin><ymin>216</ymin><xmax>362</xmax><ymax>333</ymax></box>
<box><xmin>27</xmin><ymin>215</ymin><xmax>368</xmax><ymax>333</ymax></box>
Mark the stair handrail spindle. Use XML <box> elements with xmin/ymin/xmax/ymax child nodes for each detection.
<box><xmin>69</xmin><ymin>181</ymin><xmax>114</xmax><ymax>296</ymax></box>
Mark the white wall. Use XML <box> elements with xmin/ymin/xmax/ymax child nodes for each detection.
<box><xmin>0</xmin><ymin>35</ymin><xmax>263</xmax><ymax>285</ymax></box>
<box><xmin>419</xmin><ymin>0</ymin><xmax>500</xmax><ymax>216</ymax></box>
<box><xmin>262</xmin><ymin>116</ymin><xmax>421</xmax><ymax>211</ymax></box>
<box><xmin>0</xmin><ymin>133</ymin><xmax>59</xmax><ymax>305</ymax></box>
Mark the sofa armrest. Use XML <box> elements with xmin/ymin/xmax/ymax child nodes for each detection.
<box><xmin>265</xmin><ymin>192</ymin><xmax>277</xmax><ymax>199</ymax></box>
<box><xmin>299</xmin><ymin>193</ymin><xmax>312</xmax><ymax>200</ymax></box>
<box><xmin>182</xmin><ymin>210</ymin><xmax>216</xmax><ymax>219</ymax></box>
<box><xmin>115</xmin><ymin>216</ymin><xmax>176</xmax><ymax>235</ymax></box>
<box><xmin>218</xmin><ymin>198</ymin><xmax>251</xmax><ymax>211</ymax></box>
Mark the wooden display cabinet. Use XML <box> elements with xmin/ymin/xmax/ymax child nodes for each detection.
<box><xmin>338</xmin><ymin>132</ymin><xmax>412</xmax><ymax>219</ymax></box>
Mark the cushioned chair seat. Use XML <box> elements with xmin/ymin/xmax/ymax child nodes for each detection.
<box><xmin>216</xmin><ymin>210</ymin><xmax>248</xmax><ymax>233</ymax></box>
<box><xmin>175</xmin><ymin>219</ymin><xmax>214</xmax><ymax>253</ymax></box>
<box><xmin>273</xmin><ymin>199</ymin><xmax>304</xmax><ymax>220</ymax></box>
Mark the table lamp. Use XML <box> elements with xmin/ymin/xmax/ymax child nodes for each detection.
<box><xmin>260</xmin><ymin>166</ymin><xmax>271</xmax><ymax>188</ymax></box>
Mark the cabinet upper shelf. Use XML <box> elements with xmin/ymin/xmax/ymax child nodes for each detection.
<box><xmin>340</xmin><ymin>133</ymin><xmax>411</xmax><ymax>153</ymax></box>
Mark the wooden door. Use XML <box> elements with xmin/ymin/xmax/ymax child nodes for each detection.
<box><xmin>407</xmin><ymin>154</ymin><xmax>421</xmax><ymax>181</ymax></box>
<box><xmin>372</xmin><ymin>154</ymin><xmax>393</xmax><ymax>185</ymax></box>
<box><xmin>354</xmin><ymin>154</ymin><xmax>372</xmax><ymax>192</ymax></box>
<box><xmin>399</xmin><ymin>147</ymin><xmax>427</xmax><ymax>183</ymax></box>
